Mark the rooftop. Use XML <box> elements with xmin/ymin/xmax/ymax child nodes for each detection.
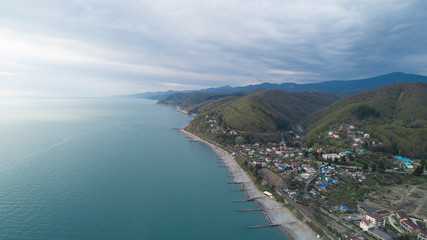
<box><xmin>369</xmin><ymin>228</ymin><xmax>393</xmax><ymax>239</ymax></box>
<box><xmin>358</xmin><ymin>202</ymin><xmax>377</xmax><ymax>213</ymax></box>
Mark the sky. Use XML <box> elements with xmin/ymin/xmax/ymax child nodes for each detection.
<box><xmin>1</xmin><ymin>0</ymin><xmax>426</xmax><ymax>97</ymax></box>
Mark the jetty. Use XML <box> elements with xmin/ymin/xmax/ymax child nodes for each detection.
<box><xmin>236</xmin><ymin>209</ymin><xmax>263</xmax><ymax>212</ymax></box>
<box><xmin>227</xmin><ymin>181</ymin><xmax>244</xmax><ymax>184</ymax></box>
<box><xmin>232</xmin><ymin>197</ymin><xmax>260</xmax><ymax>203</ymax></box>
<box><xmin>246</xmin><ymin>224</ymin><xmax>281</xmax><ymax>229</ymax></box>
<box><xmin>231</xmin><ymin>189</ymin><xmax>247</xmax><ymax>192</ymax></box>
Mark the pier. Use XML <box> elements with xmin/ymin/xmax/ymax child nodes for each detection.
<box><xmin>246</xmin><ymin>224</ymin><xmax>281</xmax><ymax>229</ymax></box>
<box><xmin>231</xmin><ymin>197</ymin><xmax>260</xmax><ymax>203</ymax></box>
<box><xmin>228</xmin><ymin>181</ymin><xmax>243</xmax><ymax>184</ymax></box>
<box><xmin>231</xmin><ymin>189</ymin><xmax>247</xmax><ymax>192</ymax></box>
<box><xmin>236</xmin><ymin>209</ymin><xmax>263</xmax><ymax>212</ymax></box>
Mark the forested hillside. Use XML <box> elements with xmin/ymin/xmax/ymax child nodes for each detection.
<box><xmin>303</xmin><ymin>82</ymin><xmax>427</xmax><ymax>158</ymax></box>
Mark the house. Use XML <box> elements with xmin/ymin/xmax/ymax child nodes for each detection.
<box><xmin>252</xmin><ymin>159</ymin><xmax>266</xmax><ymax>167</ymax></box>
<box><xmin>360</xmin><ymin>218</ymin><xmax>374</xmax><ymax>231</ymax></box>
<box><xmin>341</xmin><ymin>205</ymin><xmax>349</xmax><ymax>213</ymax></box>
<box><xmin>322</xmin><ymin>153</ymin><xmax>340</xmax><ymax>160</ymax></box>
<box><xmin>358</xmin><ymin>202</ymin><xmax>377</xmax><ymax>215</ymax></box>
<box><xmin>418</xmin><ymin>230</ymin><xmax>427</xmax><ymax>240</ymax></box>
<box><xmin>310</xmin><ymin>189</ymin><xmax>320</xmax><ymax>196</ymax></box>
<box><xmin>365</xmin><ymin>212</ymin><xmax>385</xmax><ymax>228</ymax></box>
<box><xmin>356</xmin><ymin>148</ymin><xmax>365</xmax><ymax>155</ymax></box>
<box><xmin>364</xmin><ymin>133</ymin><xmax>370</xmax><ymax>138</ymax></box>
<box><xmin>401</xmin><ymin>219</ymin><xmax>420</xmax><ymax>235</ymax></box>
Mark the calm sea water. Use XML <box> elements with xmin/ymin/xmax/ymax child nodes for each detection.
<box><xmin>0</xmin><ymin>98</ymin><xmax>289</xmax><ymax>240</ymax></box>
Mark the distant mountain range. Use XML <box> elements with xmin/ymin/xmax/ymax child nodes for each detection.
<box><xmin>131</xmin><ymin>72</ymin><xmax>427</xmax><ymax>100</ymax></box>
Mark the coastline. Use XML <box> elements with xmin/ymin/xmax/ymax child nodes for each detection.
<box><xmin>181</xmin><ymin>128</ymin><xmax>318</xmax><ymax>240</ymax></box>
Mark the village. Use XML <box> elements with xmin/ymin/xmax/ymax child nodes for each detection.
<box><xmin>204</xmin><ymin>115</ymin><xmax>427</xmax><ymax>239</ymax></box>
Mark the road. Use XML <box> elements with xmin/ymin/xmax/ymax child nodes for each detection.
<box><xmin>387</xmin><ymin>215</ymin><xmax>404</xmax><ymax>234</ymax></box>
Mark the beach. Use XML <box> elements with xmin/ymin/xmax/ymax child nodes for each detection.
<box><xmin>181</xmin><ymin>129</ymin><xmax>318</xmax><ymax>240</ymax></box>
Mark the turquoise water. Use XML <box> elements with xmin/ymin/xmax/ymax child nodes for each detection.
<box><xmin>0</xmin><ymin>98</ymin><xmax>289</xmax><ymax>240</ymax></box>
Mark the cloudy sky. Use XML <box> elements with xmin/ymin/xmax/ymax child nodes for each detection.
<box><xmin>1</xmin><ymin>0</ymin><xmax>426</xmax><ymax>97</ymax></box>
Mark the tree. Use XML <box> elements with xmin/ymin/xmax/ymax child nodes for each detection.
<box><xmin>341</xmin><ymin>156</ymin><xmax>347</xmax><ymax>165</ymax></box>
<box><xmin>363</xmin><ymin>163</ymin><xmax>368</xmax><ymax>170</ymax></box>
<box><xmin>413</xmin><ymin>166</ymin><xmax>424</xmax><ymax>176</ymax></box>
<box><xmin>377</xmin><ymin>161</ymin><xmax>385</xmax><ymax>173</ymax></box>
<box><xmin>235</xmin><ymin>136</ymin><xmax>245</xmax><ymax>144</ymax></box>
<box><xmin>371</xmin><ymin>163</ymin><xmax>377</xmax><ymax>172</ymax></box>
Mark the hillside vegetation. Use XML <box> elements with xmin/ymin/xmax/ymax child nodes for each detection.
<box><xmin>158</xmin><ymin>91</ymin><xmax>245</xmax><ymax>110</ymax></box>
<box><xmin>303</xmin><ymin>82</ymin><xmax>427</xmax><ymax>158</ymax></box>
<box><xmin>186</xmin><ymin>89</ymin><xmax>338</xmax><ymax>143</ymax></box>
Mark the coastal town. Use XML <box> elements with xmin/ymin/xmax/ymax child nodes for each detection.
<box><xmin>202</xmin><ymin>115</ymin><xmax>427</xmax><ymax>240</ymax></box>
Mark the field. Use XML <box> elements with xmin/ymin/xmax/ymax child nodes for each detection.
<box><xmin>365</xmin><ymin>180</ymin><xmax>427</xmax><ymax>218</ymax></box>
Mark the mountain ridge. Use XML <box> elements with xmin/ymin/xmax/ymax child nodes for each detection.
<box><xmin>132</xmin><ymin>72</ymin><xmax>427</xmax><ymax>100</ymax></box>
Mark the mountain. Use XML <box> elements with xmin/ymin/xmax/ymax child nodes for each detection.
<box><xmin>157</xmin><ymin>87</ymin><xmax>268</xmax><ymax>113</ymax></box>
<box><xmin>186</xmin><ymin>89</ymin><xmax>338</xmax><ymax>143</ymax></box>
<box><xmin>124</xmin><ymin>90</ymin><xmax>178</xmax><ymax>100</ymax></box>
<box><xmin>303</xmin><ymin>82</ymin><xmax>427</xmax><ymax>158</ymax></box>
<box><xmin>134</xmin><ymin>72</ymin><xmax>427</xmax><ymax>99</ymax></box>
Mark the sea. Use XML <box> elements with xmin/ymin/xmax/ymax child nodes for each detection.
<box><xmin>0</xmin><ymin>98</ymin><xmax>289</xmax><ymax>240</ymax></box>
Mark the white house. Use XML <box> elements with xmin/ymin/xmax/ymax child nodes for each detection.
<box><xmin>322</xmin><ymin>153</ymin><xmax>340</xmax><ymax>160</ymax></box>
<box><xmin>360</xmin><ymin>218</ymin><xmax>374</xmax><ymax>231</ymax></box>
<box><xmin>365</xmin><ymin>212</ymin><xmax>385</xmax><ymax>228</ymax></box>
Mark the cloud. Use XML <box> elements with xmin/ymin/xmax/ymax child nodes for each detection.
<box><xmin>0</xmin><ymin>0</ymin><xmax>426</xmax><ymax>96</ymax></box>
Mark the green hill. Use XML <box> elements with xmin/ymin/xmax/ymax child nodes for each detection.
<box><xmin>158</xmin><ymin>92</ymin><xmax>245</xmax><ymax>110</ymax></box>
<box><xmin>303</xmin><ymin>82</ymin><xmax>427</xmax><ymax>158</ymax></box>
<box><xmin>186</xmin><ymin>89</ymin><xmax>338</xmax><ymax>143</ymax></box>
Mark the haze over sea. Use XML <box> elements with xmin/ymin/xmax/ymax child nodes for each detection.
<box><xmin>0</xmin><ymin>98</ymin><xmax>288</xmax><ymax>240</ymax></box>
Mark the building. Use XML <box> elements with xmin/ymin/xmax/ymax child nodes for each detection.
<box><xmin>418</xmin><ymin>230</ymin><xmax>427</xmax><ymax>240</ymax></box>
<box><xmin>401</xmin><ymin>219</ymin><xmax>420</xmax><ymax>235</ymax></box>
<box><xmin>252</xmin><ymin>159</ymin><xmax>266</xmax><ymax>167</ymax></box>
<box><xmin>365</xmin><ymin>212</ymin><xmax>385</xmax><ymax>228</ymax></box>
<box><xmin>358</xmin><ymin>202</ymin><xmax>377</xmax><ymax>215</ymax></box>
<box><xmin>341</xmin><ymin>205</ymin><xmax>349</xmax><ymax>213</ymax></box>
<box><xmin>360</xmin><ymin>218</ymin><xmax>374</xmax><ymax>231</ymax></box>
<box><xmin>322</xmin><ymin>153</ymin><xmax>340</xmax><ymax>160</ymax></box>
<box><xmin>368</xmin><ymin>228</ymin><xmax>398</xmax><ymax>240</ymax></box>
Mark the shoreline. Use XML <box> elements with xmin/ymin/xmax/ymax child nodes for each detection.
<box><xmin>181</xmin><ymin>128</ymin><xmax>318</xmax><ymax>240</ymax></box>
